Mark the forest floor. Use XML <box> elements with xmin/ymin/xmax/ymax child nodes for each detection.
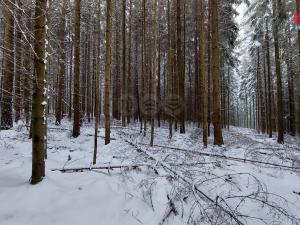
<box><xmin>1</xmin><ymin>118</ymin><xmax>300</xmax><ymax>225</ymax></box>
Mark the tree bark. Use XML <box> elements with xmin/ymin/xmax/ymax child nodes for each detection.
<box><xmin>198</xmin><ymin>0</ymin><xmax>208</xmax><ymax>147</ymax></box>
<box><xmin>0</xmin><ymin>0</ymin><xmax>15</xmax><ymax>129</ymax></box>
<box><xmin>211</xmin><ymin>0</ymin><xmax>224</xmax><ymax>145</ymax></box>
<box><xmin>56</xmin><ymin>0</ymin><xmax>68</xmax><ymax>125</ymax></box>
<box><xmin>93</xmin><ymin>1</ymin><xmax>101</xmax><ymax>164</ymax></box>
<box><xmin>295</xmin><ymin>0</ymin><xmax>300</xmax><ymax>135</ymax></box>
<box><xmin>72</xmin><ymin>0</ymin><xmax>81</xmax><ymax>137</ymax></box>
<box><xmin>265</xmin><ymin>21</ymin><xmax>272</xmax><ymax>138</ymax></box>
<box><xmin>177</xmin><ymin>0</ymin><xmax>185</xmax><ymax>134</ymax></box>
<box><xmin>104</xmin><ymin>0</ymin><xmax>112</xmax><ymax>145</ymax></box>
<box><xmin>14</xmin><ymin>2</ymin><xmax>22</xmax><ymax>123</ymax></box>
<box><xmin>127</xmin><ymin>0</ymin><xmax>133</xmax><ymax>124</ymax></box>
<box><xmin>121</xmin><ymin>0</ymin><xmax>127</xmax><ymax>126</ymax></box>
<box><xmin>150</xmin><ymin>0</ymin><xmax>159</xmax><ymax>147</ymax></box>
<box><xmin>24</xmin><ymin>9</ymin><xmax>32</xmax><ymax>126</ymax></box>
<box><xmin>31</xmin><ymin>0</ymin><xmax>47</xmax><ymax>184</ymax></box>
<box><xmin>272</xmin><ymin>0</ymin><xmax>284</xmax><ymax>143</ymax></box>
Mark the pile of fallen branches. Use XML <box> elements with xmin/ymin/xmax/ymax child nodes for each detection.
<box><xmin>117</xmin><ymin>128</ymin><xmax>300</xmax><ymax>225</ymax></box>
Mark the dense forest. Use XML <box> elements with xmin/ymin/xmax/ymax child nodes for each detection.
<box><xmin>0</xmin><ymin>0</ymin><xmax>300</xmax><ymax>224</ymax></box>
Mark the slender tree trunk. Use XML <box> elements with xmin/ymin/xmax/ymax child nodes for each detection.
<box><xmin>0</xmin><ymin>0</ymin><xmax>15</xmax><ymax>129</ymax></box>
<box><xmin>121</xmin><ymin>0</ymin><xmax>127</xmax><ymax>126</ymax></box>
<box><xmin>24</xmin><ymin>9</ymin><xmax>32</xmax><ymax>126</ymax></box>
<box><xmin>56</xmin><ymin>0</ymin><xmax>68</xmax><ymax>125</ymax></box>
<box><xmin>93</xmin><ymin>1</ymin><xmax>101</xmax><ymax>165</ymax></box>
<box><xmin>199</xmin><ymin>0</ymin><xmax>208</xmax><ymax>147</ymax></box>
<box><xmin>14</xmin><ymin>2</ymin><xmax>22</xmax><ymax>123</ymax></box>
<box><xmin>127</xmin><ymin>0</ymin><xmax>133</xmax><ymax>124</ymax></box>
<box><xmin>177</xmin><ymin>0</ymin><xmax>185</xmax><ymax>134</ymax></box>
<box><xmin>207</xmin><ymin>0</ymin><xmax>212</xmax><ymax>136</ymax></box>
<box><xmin>265</xmin><ymin>21</ymin><xmax>272</xmax><ymax>138</ymax></box>
<box><xmin>31</xmin><ymin>0</ymin><xmax>47</xmax><ymax>184</ymax></box>
<box><xmin>104</xmin><ymin>0</ymin><xmax>112</xmax><ymax>145</ymax></box>
<box><xmin>157</xmin><ymin>27</ymin><xmax>161</xmax><ymax>127</ymax></box>
<box><xmin>150</xmin><ymin>0</ymin><xmax>159</xmax><ymax>147</ymax></box>
<box><xmin>211</xmin><ymin>0</ymin><xmax>224</xmax><ymax>145</ymax></box>
<box><xmin>285</xmin><ymin>26</ymin><xmax>295</xmax><ymax>136</ymax></box>
<box><xmin>142</xmin><ymin>0</ymin><xmax>147</xmax><ymax>137</ymax></box>
<box><xmin>68</xmin><ymin>12</ymin><xmax>73</xmax><ymax>120</ymax></box>
<box><xmin>167</xmin><ymin>0</ymin><xmax>173</xmax><ymax>139</ymax></box>
<box><xmin>72</xmin><ymin>0</ymin><xmax>81</xmax><ymax>137</ymax></box>
<box><xmin>295</xmin><ymin>0</ymin><xmax>300</xmax><ymax>135</ymax></box>
<box><xmin>86</xmin><ymin>23</ymin><xmax>92</xmax><ymax>123</ymax></box>
<box><xmin>113</xmin><ymin>5</ymin><xmax>120</xmax><ymax>120</ymax></box>
<box><xmin>272</xmin><ymin>0</ymin><xmax>284</xmax><ymax>143</ymax></box>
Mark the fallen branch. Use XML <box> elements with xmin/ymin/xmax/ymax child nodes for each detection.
<box><xmin>126</xmin><ymin>140</ymin><xmax>245</xmax><ymax>225</ymax></box>
<box><xmin>86</xmin><ymin>134</ymin><xmax>117</xmax><ymax>140</ymax></box>
<box><xmin>51</xmin><ymin>164</ymin><xmax>152</xmax><ymax>173</ymax></box>
<box><xmin>139</xmin><ymin>143</ymin><xmax>300</xmax><ymax>171</ymax></box>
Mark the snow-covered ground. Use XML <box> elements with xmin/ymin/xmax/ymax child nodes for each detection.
<box><xmin>1</xmin><ymin>119</ymin><xmax>300</xmax><ymax>225</ymax></box>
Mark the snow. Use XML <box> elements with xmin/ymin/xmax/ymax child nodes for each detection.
<box><xmin>0</xmin><ymin>120</ymin><xmax>300</xmax><ymax>225</ymax></box>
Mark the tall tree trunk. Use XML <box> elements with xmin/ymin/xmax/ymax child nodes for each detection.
<box><xmin>93</xmin><ymin>1</ymin><xmax>101</xmax><ymax>164</ymax></box>
<box><xmin>199</xmin><ymin>0</ymin><xmax>208</xmax><ymax>147</ymax></box>
<box><xmin>0</xmin><ymin>0</ymin><xmax>15</xmax><ymax>129</ymax></box>
<box><xmin>157</xmin><ymin>25</ymin><xmax>161</xmax><ymax>127</ymax></box>
<box><xmin>127</xmin><ymin>0</ymin><xmax>133</xmax><ymax>124</ymax></box>
<box><xmin>86</xmin><ymin>21</ymin><xmax>92</xmax><ymax>123</ymax></box>
<box><xmin>31</xmin><ymin>0</ymin><xmax>47</xmax><ymax>184</ymax></box>
<box><xmin>177</xmin><ymin>0</ymin><xmax>185</xmax><ymax>134</ymax></box>
<box><xmin>265</xmin><ymin>21</ymin><xmax>272</xmax><ymax>138</ymax></box>
<box><xmin>272</xmin><ymin>0</ymin><xmax>284</xmax><ymax>143</ymax></box>
<box><xmin>14</xmin><ymin>2</ymin><xmax>22</xmax><ymax>123</ymax></box>
<box><xmin>104</xmin><ymin>0</ymin><xmax>112</xmax><ymax>145</ymax></box>
<box><xmin>207</xmin><ymin>0</ymin><xmax>212</xmax><ymax>136</ymax></box>
<box><xmin>68</xmin><ymin>12</ymin><xmax>73</xmax><ymax>120</ymax></box>
<box><xmin>285</xmin><ymin>26</ymin><xmax>295</xmax><ymax>136</ymax></box>
<box><xmin>167</xmin><ymin>0</ymin><xmax>173</xmax><ymax>139</ymax></box>
<box><xmin>211</xmin><ymin>0</ymin><xmax>224</xmax><ymax>145</ymax></box>
<box><xmin>56</xmin><ymin>0</ymin><xmax>68</xmax><ymax>125</ymax></box>
<box><xmin>295</xmin><ymin>0</ymin><xmax>300</xmax><ymax>135</ymax></box>
<box><xmin>150</xmin><ymin>0</ymin><xmax>159</xmax><ymax>147</ymax></box>
<box><xmin>72</xmin><ymin>0</ymin><xmax>81</xmax><ymax>137</ymax></box>
<box><xmin>142</xmin><ymin>0</ymin><xmax>147</xmax><ymax>137</ymax></box>
<box><xmin>121</xmin><ymin>0</ymin><xmax>127</xmax><ymax>126</ymax></box>
<box><xmin>24</xmin><ymin>9</ymin><xmax>32</xmax><ymax>126</ymax></box>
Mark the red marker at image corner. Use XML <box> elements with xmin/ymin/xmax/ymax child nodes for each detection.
<box><xmin>294</xmin><ymin>12</ymin><xmax>300</xmax><ymax>25</ymax></box>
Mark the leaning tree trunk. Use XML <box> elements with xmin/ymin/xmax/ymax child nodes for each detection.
<box><xmin>211</xmin><ymin>0</ymin><xmax>224</xmax><ymax>145</ymax></box>
<box><xmin>0</xmin><ymin>0</ymin><xmax>15</xmax><ymax>129</ymax></box>
<box><xmin>104</xmin><ymin>0</ymin><xmax>112</xmax><ymax>145</ymax></box>
<box><xmin>31</xmin><ymin>0</ymin><xmax>47</xmax><ymax>185</ymax></box>
<box><xmin>72</xmin><ymin>0</ymin><xmax>81</xmax><ymax>137</ymax></box>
